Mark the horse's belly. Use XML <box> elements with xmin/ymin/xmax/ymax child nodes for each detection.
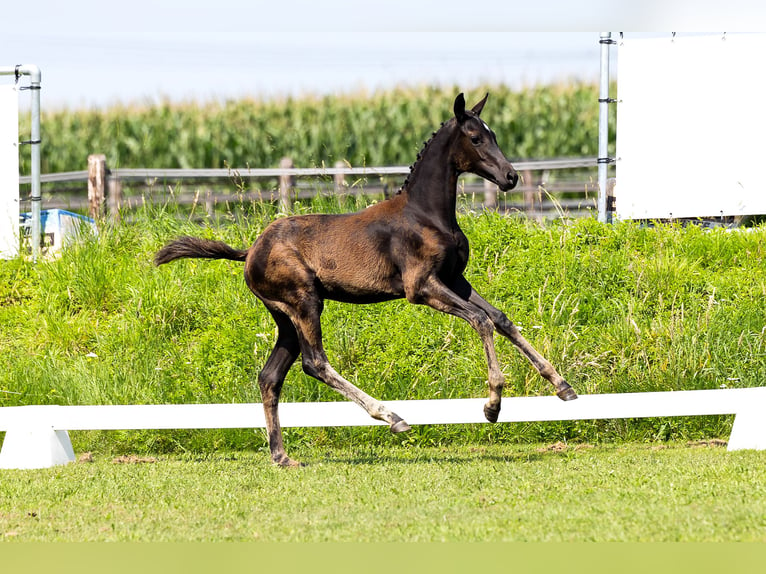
<box><xmin>317</xmin><ymin>270</ymin><xmax>405</xmax><ymax>304</ymax></box>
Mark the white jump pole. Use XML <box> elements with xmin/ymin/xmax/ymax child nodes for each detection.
<box><xmin>1</xmin><ymin>387</ymin><xmax>765</xmax><ymax>469</ymax></box>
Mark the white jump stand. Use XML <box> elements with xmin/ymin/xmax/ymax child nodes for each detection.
<box><xmin>728</xmin><ymin>403</ymin><xmax>766</xmax><ymax>451</ymax></box>
<box><xmin>0</xmin><ymin>426</ymin><xmax>75</xmax><ymax>469</ymax></box>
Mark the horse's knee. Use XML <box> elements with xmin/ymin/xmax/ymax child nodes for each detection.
<box><xmin>258</xmin><ymin>374</ymin><xmax>283</xmax><ymax>405</ymax></box>
<box><xmin>486</xmin><ymin>308</ymin><xmax>513</xmax><ymax>333</ymax></box>
<box><xmin>473</xmin><ymin>313</ymin><xmax>495</xmax><ymax>339</ymax></box>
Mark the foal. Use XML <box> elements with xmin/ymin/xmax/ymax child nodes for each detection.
<box><xmin>155</xmin><ymin>93</ymin><xmax>577</xmax><ymax>466</ymax></box>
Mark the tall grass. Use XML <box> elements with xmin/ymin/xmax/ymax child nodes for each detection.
<box><xmin>1</xmin><ymin>200</ymin><xmax>764</xmax><ymax>453</ymax></box>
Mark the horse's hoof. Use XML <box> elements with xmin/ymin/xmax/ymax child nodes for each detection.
<box><xmin>484</xmin><ymin>403</ymin><xmax>500</xmax><ymax>423</ymax></box>
<box><xmin>556</xmin><ymin>383</ymin><xmax>578</xmax><ymax>401</ymax></box>
<box><xmin>272</xmin><ymin>455</ymin><xmax>304</xmax><ymax>468</ymax></box>
<box><xmin>390</xmin><ymin>419</ymin><xmax>412</xmax><ymax>433</ymax></box>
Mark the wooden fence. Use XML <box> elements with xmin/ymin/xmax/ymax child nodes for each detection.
<box><xmin>20</xmin><ymin>156</ymin><xmax>603</xmax><ymax>221</ymax></box>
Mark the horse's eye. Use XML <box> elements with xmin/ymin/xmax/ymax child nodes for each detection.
<box><xmin>470</xmin><ymin>135</ymin><xmax>481</xmax><ymax>145</ymax></box>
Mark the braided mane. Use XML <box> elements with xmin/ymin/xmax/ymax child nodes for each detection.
<box><xmin>397</xmin><ymin>121</ymin><xmax>450</xmax><ymax>195</ymax></box>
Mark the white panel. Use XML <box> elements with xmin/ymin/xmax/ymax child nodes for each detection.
<box><xmin>0</xmin><ymin>84</ymin><xmax>19</xmax><ymax>258</ymax></box>
<box><xmin>616</xmin><ymin>34</ymin><xmax>766</xmax><ymax>220</ymax></box>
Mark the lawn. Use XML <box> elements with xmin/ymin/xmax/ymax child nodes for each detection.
<box><xmin>2</xmin><ymin>199</ymin><xmax>765</xmax><ymax>547</ymax></box>
<box><xmin>2</xmin><ymin>442</ymin><xmax>764</xmax><ymax>542</ymax></box>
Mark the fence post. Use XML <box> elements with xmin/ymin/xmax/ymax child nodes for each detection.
<box><xmin>279</xmin><ymin>157</ymin><xmax>294</xmax><ymax>213</ymax></box>
<box><xmin>597</xmin><ymin>32</ymin><xmax>615</xmax><ymax>223</ymax></box>
<box><xmin>205</xmin><ymin>189</ymin><xmax>215</xmax><ymax>218</ymax></box>
<box><xmin>483</xmin><ymin>179</ymin><xmax>498</xmax><ymax>210</ymax></box>
<box><xmin>107</xmin><ymin>171</ymin><xmax>122</xmax><ymax>224</ymax></box>
<box><xmin>87</xmin><ymin>154</ymin><xmax>106</xmax><ymax>220</ymax></box>
<box><xmin>606</xmin><ymin>177</ymin><xmax>616</xmax><ymax>216</ymax></box>
<box><xmin>334</xmin><ymin>160</ymin><xmax>348</xmax><ymax>196</ymax></box>
<box><xmin>522</xmin><ymin>170</ymin><xmax>538</xmax><ymax>219</ymax></box>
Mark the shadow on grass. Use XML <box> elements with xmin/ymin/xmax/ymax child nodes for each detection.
<box><xmin>312</xmin><ymin>445</ymin><xmax>600</xmax><ymax>466</ymax></box>
<box><xmin>308</xmin><ymin>441</ymin><xmax>725</xmax><ymax>467</ymax></box>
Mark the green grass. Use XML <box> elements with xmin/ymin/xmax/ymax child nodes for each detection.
<box><xmin>2</xmin><ymin>209</ymin><xmax>765</xmax><ymax>542</ymax></box>
<box><xmin>1</xmin><ymin>201</ymin><xmax>765</xmax><ymax>454</ymax></box>
<box><xmin>1</xmin><ymin>442</ymin><xmax>765</xmax><ymax>542</ymax></box>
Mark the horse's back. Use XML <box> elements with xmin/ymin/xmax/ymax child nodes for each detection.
<box><xmin>245</xmin><ymin>201</ymin><xmax>408</xmax><ymax>303</ymax></box>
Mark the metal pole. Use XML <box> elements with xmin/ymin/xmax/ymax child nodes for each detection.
<box><xmin>597</xmin><ymin>33</ymin><xmax>613</xmax><ymax>223</ymax></box>
<box><xmin>0</xmin><ymin>64</ymin><xmax>41</xmax><ymax>260</ymax></box>
<box><xmin>27</xmin><ymin>65</ymin><xmax>42</xmax><ymax>261</ymax></box>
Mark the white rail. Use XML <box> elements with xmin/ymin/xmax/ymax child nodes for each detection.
<box><xmin>19</xmin><ymin>158</ymin><xmax>598</xmax><ymax>185</ymax></box>
<box><xmin>1</xmin><ymin>387</ymin><xmax>764</xmax><ymax>469</ymax></box>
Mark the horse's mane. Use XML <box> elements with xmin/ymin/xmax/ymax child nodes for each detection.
<box><xmin>397</xmin><ymin>120</ymin><xmax>451</xmax><ymax>195</ymax></box>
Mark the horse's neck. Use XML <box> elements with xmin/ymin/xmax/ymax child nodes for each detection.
<box><xmin>402</xmin><ymin>127</ymin><xmax>460</xmax><ymax>228</ymax></box>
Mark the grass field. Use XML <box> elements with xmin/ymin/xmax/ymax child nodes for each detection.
<box><xmin>2</xmin><ymin>201</ymin><xmax>764</xmax><ymax>451</ymax></box>
<box><xmin>2</xmin><ymin>197</ymin><xmax>766</xmax><ymax>543</ymax></box>
<box><xmin>2</xmin><ymin>442</ymin><xmax>765</xmax><ymax>542</ymax></box>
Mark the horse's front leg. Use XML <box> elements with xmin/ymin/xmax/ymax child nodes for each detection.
<box><xmin>410</xmin><ymin>276</ymin><xmax>507</xmax><ymax>422</ymax></box>
<box><xmin>465</xmin><ymin>285</ymin><xmax>577</xmax><ymax>401</ymax></box>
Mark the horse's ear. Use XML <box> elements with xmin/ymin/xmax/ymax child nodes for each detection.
<box><xmin>454</xmin><ymin>93</ymin><xmax>467</xmax><ymax>123</ymax></box>
<box><xmin>471</xmin><ymin>93</ymin><xmax>489</xmax><ymax>116</ymax></box>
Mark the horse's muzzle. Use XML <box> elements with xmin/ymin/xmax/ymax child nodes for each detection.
<box><xmin>507</xmin><ymin>170</ymin><xmax>519</xmax><ymax>189</ymax></box>
<box><xmin>498</xmin><ymin>170</ymin><xmax>518</xmax><ymax>191</ymax></box>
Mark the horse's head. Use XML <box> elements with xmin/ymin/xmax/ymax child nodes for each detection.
<box><xmin>452</xmin><ymin>93</ymin><xmax>518</xmax><ymax>191</ymax></box>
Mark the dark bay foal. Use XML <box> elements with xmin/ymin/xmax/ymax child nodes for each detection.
<box><xmin>155</xmin><ymin>93</ymin><xmax>577</xmax><ymax>466</ymax></box>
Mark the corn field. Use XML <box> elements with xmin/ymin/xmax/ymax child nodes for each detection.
<box><xmin>19</xmin><ymin>83</ymin><xmax>614</xmax><ymax>175</ymax></box>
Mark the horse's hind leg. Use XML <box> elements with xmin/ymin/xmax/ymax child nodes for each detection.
<box><xmin>285</xmin><ymin>297</ymin><xmax>411</xmax><ymax>433</ymax></box>
<box><xmin>258</xmin><ymin>310</ymin><xmax>302</xmax><ymax>467</ymax></box>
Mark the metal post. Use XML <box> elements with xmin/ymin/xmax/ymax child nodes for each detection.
<box><xmin>28</xmin><ymin>65</ymin><xmax>42</xmax><ymax>261</ymax></box>
<box><xmin>0</xmin><ymin>64</ymin><xmax>41</xmax><ymax>260</ymax></box>
<box><xmin>597</xmin><ymin>33</ymin><xmax>613</xmax><ymax>223</ymax></box>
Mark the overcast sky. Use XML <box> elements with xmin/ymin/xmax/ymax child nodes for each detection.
<box><xmin>2</xmin><ymin>0</ymin><xmax>764</xmax><ymax>109</ymax></box>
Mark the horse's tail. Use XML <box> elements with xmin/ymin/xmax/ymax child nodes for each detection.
<box><xmin>154</xmin><ymin>236</ymin><xmax>249</xmax><ymax>266</ymax></box>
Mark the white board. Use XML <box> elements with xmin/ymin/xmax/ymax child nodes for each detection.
<box><xmin>0</xmin><ymin>84</ymin><xmax>19</xmax><ymax>258</ymax></box>
<box><xmin>616</xmin><ymin>34</ymin><xmax>766</xmax><ymax>220</ymax></box>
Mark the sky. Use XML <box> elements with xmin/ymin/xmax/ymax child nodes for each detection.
<box><xmin>3</xmin><ymin>0</ymin><xmax>764</xmax><ymax>110</ymax></box>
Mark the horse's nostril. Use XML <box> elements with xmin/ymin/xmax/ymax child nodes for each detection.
<box><xmin>508</xmin><ymin>171</ymin><xmax>519</xmax><ymax>188</ymax></box>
